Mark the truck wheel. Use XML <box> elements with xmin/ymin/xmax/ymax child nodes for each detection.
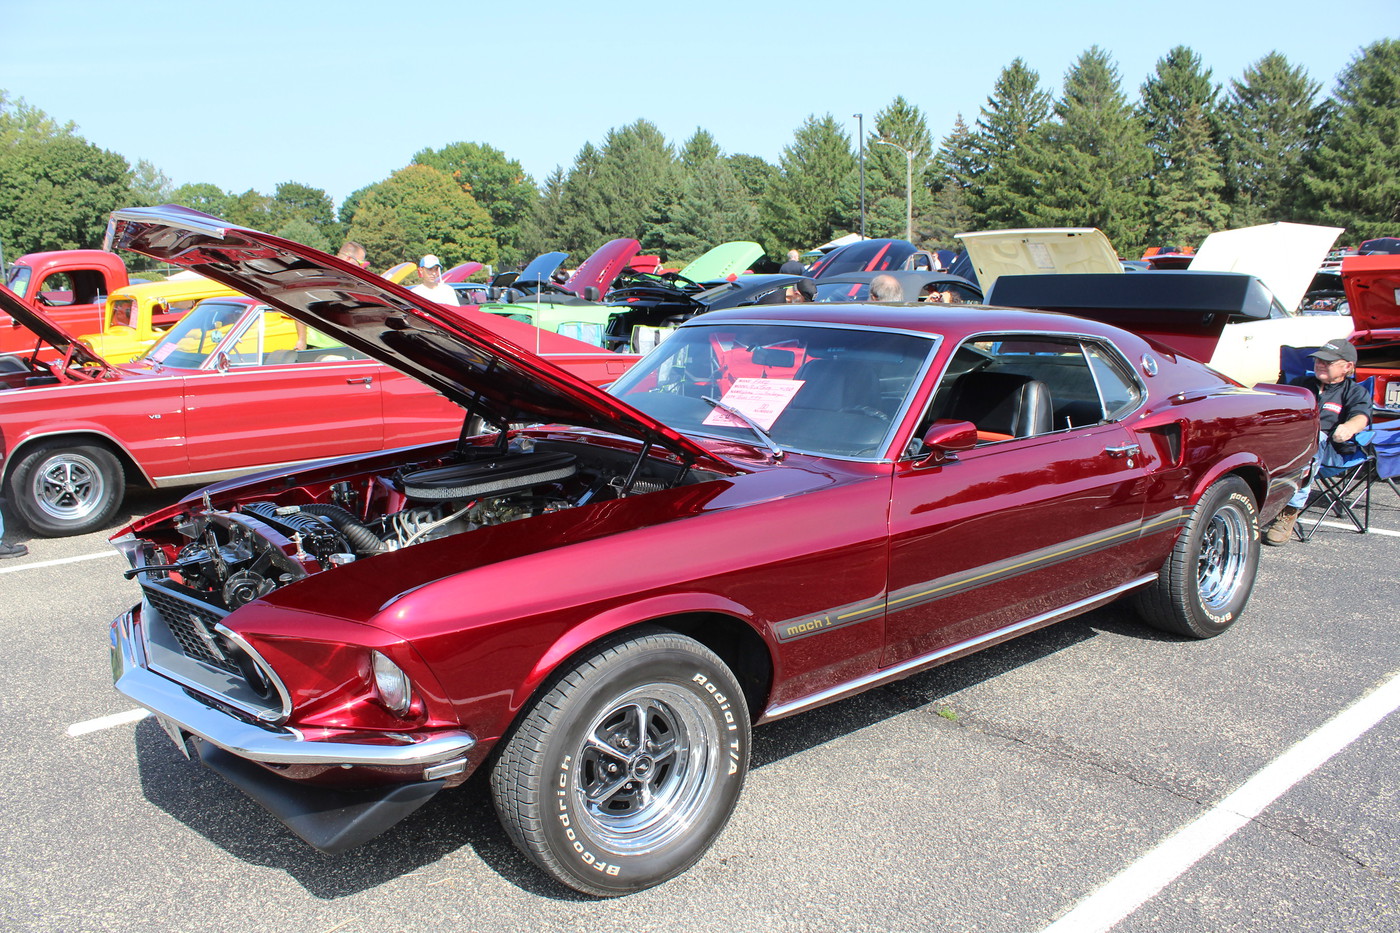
<box><xmin>1133</xmin><ymin>476</ymin><xmax>1259</xmax><ymax>638</ymax></box>
<box><xmin>6</xmin><ymin>442</ymin><xmax>125</xmax><ymax>537</ymax></box>
<box><xmin>491</xmin><ymin>631</ymin><xmax>749</xmax><ymax>896</ymax></box>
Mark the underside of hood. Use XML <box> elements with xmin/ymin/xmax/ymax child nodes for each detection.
<box><xmin>1188</xmin><ymin>222</ymin><xmax>1344</xmax><ymax>313</ymax></box>
<box><xmin>956</xmin><ymin>228</ymin><xmax>1120</xmax><ymax>292</ymax></box>
<box><xmin>104</xmin><ymin>206</ymin><xmax>723</xmax><ymax>470</ymax></box>
<box><xmin>1343</xmin><ymin>254</ymin><xmax>1400</xmax><ymax>336</ymax></box>
<box><xmin>0</xmin><ymin>284</ymin><xmax>119</xmax><ymax>373</ymax></box>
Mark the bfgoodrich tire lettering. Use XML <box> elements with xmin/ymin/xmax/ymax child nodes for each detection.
<box><xmin>6</xmin><ymin>441</ymin><xmax>124</xmax><ymax>537</ymax></box>
<box><xmin>1134</xmin><ymin>476</ymin><xmax>1259</xmax><ymax>638</ymax></box>
<box><xmin>491</xmin><ymin>631</ymin><xmax>750</xmax><ymax>896</ymax></box>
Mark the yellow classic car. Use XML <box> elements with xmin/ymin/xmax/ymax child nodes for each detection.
<box><xmin>79</xmin><ymin>274</ymin><xmax>238</xmax><ymax>362</ymax></box>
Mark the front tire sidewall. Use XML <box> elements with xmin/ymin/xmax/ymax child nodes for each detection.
<box><xmin>502</xmin><ymin>637</ymin><xmax>749</xmax><ymax>896</ymax></box>
<box><xmin>6</xmin><ymin>443</ymin><xmax>124</xmax><ymax>537</ymax></box>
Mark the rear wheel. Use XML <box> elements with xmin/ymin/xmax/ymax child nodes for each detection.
<box><xmin>491</xmin><ymin>631</ymin><xmax>750</xmax><ymax>896</ymax></box>
<box><xmin>6</xmin><ymin>441</ymin><xmax>124</xmax><ymax>537</ymax></box>
<box><xmin>1134</xmin><ymin>476</ymin><xmax>1259</xmax><ymax>638</ymax></box>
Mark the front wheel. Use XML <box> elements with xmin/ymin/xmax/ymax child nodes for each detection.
<box><xmin>491</xmin><ymin>631</ymin><xmax>750</xmax><ymax>896</ymax></box>
<box><xmin>1134</xmin><ymin>476</ymin><xmax>1259</xmax><ymax>638</ymax></box>
<box><xmin>5</xmin><ymin>441</ymin><xmax>125</xmax><ymax>537</ymax></box>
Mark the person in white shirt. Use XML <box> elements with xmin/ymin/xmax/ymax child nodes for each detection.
<box><xmin>409</xmin><ymin>254</ymin><xmax>460</xmax><ymax>304</ymax></box>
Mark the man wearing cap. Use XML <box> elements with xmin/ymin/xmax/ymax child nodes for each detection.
<box><xmin>409</xmin><ymin>254</ymin><xmax>460</xmax><ymax>305</ymax></box>
<box><xmin>1263</xmin><ymin>338</ymin><xmax>1372</xmax><ymax>545</ymax></box>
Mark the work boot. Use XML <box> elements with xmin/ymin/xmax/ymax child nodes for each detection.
<box><xmin>1263</xmin><ymin>506</ymin><xmax>1301</xmax><ymax>547</ymax></box>
<box><xmin>0</xmin><ymin>541</ymin><xmax>28</xmax><ymax>560</ymax></box>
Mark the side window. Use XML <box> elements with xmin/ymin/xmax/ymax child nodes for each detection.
<box><xmin>1084</xmin><ymin>342</ymin><xmax>1143</xmax><ymax>420</ymax></box>
<box><xmin>919</xmin><ymin>334</ymin><xmax>1142</xmax><ymax>447</ymax></box>
<box><xmin>36</xmin><ymin>272</ymin><xmax>75</xmax><ymax>306</ymax></box>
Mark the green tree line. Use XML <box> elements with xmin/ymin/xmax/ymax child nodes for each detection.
<box><xmin>3</xmin><ymin>40</ymin><xmax>1396</xmax><ymax>275</ymax></box>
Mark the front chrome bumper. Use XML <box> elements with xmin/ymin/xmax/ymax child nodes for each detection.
<box><xmin>109</xmin><ymin>607</ymin><xmax>476</xmax><ymax>771</ymax></box>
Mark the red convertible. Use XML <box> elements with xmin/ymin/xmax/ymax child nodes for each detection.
<box><xmin>0</xmin><ymin>255</ymin><xmax>636</xmax><ymax>537</ymax></box>
<box><xmin>106</xmin><ymin>206</ymin><xmax>1316</xmax><ymax>896</ymax></box>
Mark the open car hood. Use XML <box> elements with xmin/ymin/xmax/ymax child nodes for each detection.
<box><xmin>564</xmin><ymin>238</ymin><xmax>641</xmax><ymax>296</ymax></box>
<box><xmin>0</xmin><ymin>284</ymin><xmax>121</xmax><ymax>373</ymax></box>
<box><xmin>1343</xmin><ymin>254</ymin><xmax>1400</xmax><ymax>337</ymax></box>
<box><xmin>1188</xmin><ymin>222</ymin><xmax>1344</xmax><ymax>314</ymax></box>
<box><xmin>105</xmin><ymin>206</ymin><xmax>723</xmax><ymax>469</ymax></box>
<box><xmin>681</xmin><ymin>241</ymin><xmax>764</xmax><ymax>282</ymax></box>
<box><xmin>956</xmin><ymin>228</ymin><xmax>1121</xmax><ymax>292</ymax></box>
<box><xmin>988</xmin><ymin>271</ymin><xmax>1276</xmax><ymax>367</ymax></box>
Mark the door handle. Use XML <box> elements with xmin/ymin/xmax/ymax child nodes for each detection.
<box><xmin>1105</xmin><ymin>444</ymin><xmax>1141</xmax><ymax>458</ymax></box>
<box><xmin>346</xmin><ymin>376</ymin><xmax>373</xmax><ymax>386</ymax></box>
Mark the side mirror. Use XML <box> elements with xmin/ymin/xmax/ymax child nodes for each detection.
<box><xmin>914</xmin><ymin>420</ymin><xmax>978</xmax><ymax>467</ymax></box>
<box><xmin>214</xmin><ymin>352</ymin><xmax>230</xmax><ymax>373</ymax></box>
<box><xmin>583</xmin><ymin>285</ymin><xmax>601</xmax><ymax>302</ymax></box>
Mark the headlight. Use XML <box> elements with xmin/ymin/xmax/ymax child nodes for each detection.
<box><xmin>371</xmin><ymin>650</ymin><xmax>413</xmax><ymax>715</ymax></box>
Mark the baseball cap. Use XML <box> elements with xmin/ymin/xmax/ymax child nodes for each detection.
<box><xmin>1308</xmin><ymin>338</ymin><xmax>1357</xmax><ymax>363</ymax></box>
<box><xmin>419</xmin><ymin>254</ymin><xmax>442</xmax><ymax>269</ymax></box>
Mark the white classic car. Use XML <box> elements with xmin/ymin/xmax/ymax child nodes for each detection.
<box><xmin>962</xmin><ymin>224</ymin><xmax>1351</xmax><ymax>386</ymax></box>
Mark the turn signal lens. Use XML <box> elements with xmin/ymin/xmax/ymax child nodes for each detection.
<box><xmin>371</xmin><ymin>651</ymin><xmax>412</xmax><ymax>715</ymax></box>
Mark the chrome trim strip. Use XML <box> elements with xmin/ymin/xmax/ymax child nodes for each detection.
<box><xmin>111</xmin><ymin>608</ymin><xmax>475</xmax><ymax>767</ymax></box>
<box><xmin>762</xmin><ymin>574</ymin><xmax>1157</xmax><ymax>721</ymax></box>
<box><xmin>213</xmin><ymin>623</ymin><xmax>293</xmax><ymax>723</ymax></box>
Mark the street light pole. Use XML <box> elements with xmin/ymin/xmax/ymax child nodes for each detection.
<box><xmin>874</xmin><ymin>139</ymin><xmax>914</xmax><ymax>243</ymax></box>
<box><xmin>853</xmin><ymin>113</ymin><xmax>865</xmax><ymax>238</ymax></box>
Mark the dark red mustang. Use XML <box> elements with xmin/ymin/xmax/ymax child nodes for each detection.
<box><xmin>107</xmin><ymin>207</ymin><xmax>1317</xmax><ymax>896</ymax></box>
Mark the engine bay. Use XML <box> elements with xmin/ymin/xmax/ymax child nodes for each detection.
<box><xmin>128</xmin><ymin>436</ymin><xmax>714</xmax><ymax>612</ymax></box>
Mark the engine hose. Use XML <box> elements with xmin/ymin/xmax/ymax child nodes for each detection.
<box><xmin>296</xmin><ymin>503</ymin><xmax>388</xmax><ymax>555</ymax></box>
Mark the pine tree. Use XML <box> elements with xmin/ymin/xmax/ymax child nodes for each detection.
<box><xmin>1217</xmin><ymin>53</ymin><xmax>1324</xmax><ymax>226</ymax></box>
<box><xmin>1139</xmin><ymin>46</ymin><xmax>1226</xmax><ymax>245</ymax></box>
<box><xmin>866</xmin><ymin>97</ymin><xmax>934</xmax><ymax>241</ymax></box>
<box><xmin>924</xmin><ymin>116</ymin><xmax>978</xmax><ymax>248</ymax></box>
<box><xmin>1297</xmin><ymin>39</ymin><xmax>1400</xmax><ymax>237</ymax></box>
<box><xmin>972</xmin><ymin>59</ymin><xmax>1052</xmax><ymax>227</ymax></box>
<box><xmin>758</xmin><ymin>114</ymin><xmax>857</xmax><ymax>259</ymax></box>
<box><xmin>593</xmin><ymin>120</ymin><xmax>676</xmax><ymax>244</ymax></box>
<box><xmin>1023</xmin><ymin>47</ymin><xmax>1152</xmax><ymax>255</ymax></box>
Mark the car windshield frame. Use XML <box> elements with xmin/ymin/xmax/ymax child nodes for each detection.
<box><xmin>608</xmin><ymin>320</ymin><xmax>940</xmax><ymax>462</ymax></box>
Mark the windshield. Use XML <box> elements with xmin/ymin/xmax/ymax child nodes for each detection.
<box><xmin>609</xmin><ymin>322</ymin><xmax>936</xmax><ymax>459</ymax></box>
<box><xmin>139</xmin><ymin>299</ymin><xmax>249</xmax><ymax>367</ymax></box>
<box><xmin>6</xmin><ymin>265</ymin><xmax>33</xmax><ymax>299</ymax></box>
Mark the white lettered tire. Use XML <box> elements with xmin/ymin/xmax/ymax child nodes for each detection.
<box><xmin>491</xmin><ymin>630</ymin><xmax>750</xmax><ymax>896</ymax></box>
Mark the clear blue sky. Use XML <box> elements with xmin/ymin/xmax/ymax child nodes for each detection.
<box><xmin>3</xmin><ymin>0</ymin><xmax>1394</xmax><ymax>209</ymax></box>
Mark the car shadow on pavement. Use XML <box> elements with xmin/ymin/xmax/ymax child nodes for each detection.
<box><xmin>130</xmin><ymin>601</ymin><xmax>1178</xmax><ymax>900</ymax></box>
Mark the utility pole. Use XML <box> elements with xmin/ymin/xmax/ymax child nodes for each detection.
<box><xmin>853</xmin><ymin>113</ymin><xmax>865</xmax><ymax>238</ymax></box>
<box><xmin>874</xmin><ymin>139</ymin><xmax>914</xmax><ymax>243</ymax></box>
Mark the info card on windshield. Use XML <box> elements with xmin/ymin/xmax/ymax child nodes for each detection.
<box><xmin>702</xmin><ymin>377</ymin><xmax>804</xmax><ymax>431</ymax></box>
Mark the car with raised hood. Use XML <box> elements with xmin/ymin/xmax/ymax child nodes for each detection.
<box><xmin>479</xmin><ymin>238</ymin><xmax>642</xmax><ymax>344</ymax></box>
<box><xmin>965</xmin><ymin>224</ymin><xmax>1352</xmax><ymax>386</ymax></box>
<box><xmin>1344</xmin><ymin>253</ymin><xmax>1400</xmax><ymax>419</ymax></box>
<box><xmin>807</xmin><ymin>237</ymin><xmax>919</xmax><ymax>278</ymax></box>
<box><xmin>105</xmin><ymin>205</ymin><xmax>1317</xmax><ymax>896</ymax></box>
<box><xmin>0</xmin><ymin>247</ymin><xmax>636</xmax><ymax>537</ymax></box>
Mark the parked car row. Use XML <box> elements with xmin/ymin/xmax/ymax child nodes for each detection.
<box><xmin>96</xmin><ymin>205</ymin><xmax>1316</xmax><ymax>897</ymax></box>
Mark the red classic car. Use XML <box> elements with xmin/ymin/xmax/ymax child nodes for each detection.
<box><xmin>106</xmin><ymin>206</ymin><xmax>1316</xmax><ymax>896</ymax></box>
<box><xmin>1345</xmin><ymin>254</ymin><xmax>1400</xmax><ymax>419</ymax></box>
<box><xmin>0</xmin><ymin>261</ymin><xmax>636</xmax><ymax>537</ymax></box>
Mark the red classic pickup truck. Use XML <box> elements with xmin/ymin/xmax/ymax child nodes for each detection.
<box><xmin>2</xmin><ymin>249</ymin><xmax>132</xmax><ymax>355</ymax></box>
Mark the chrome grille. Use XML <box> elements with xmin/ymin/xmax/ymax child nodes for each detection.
<box><xmin>141</xmin><ymin>584</ymin><xmax>239</xmax><ymax>675</ymax></box>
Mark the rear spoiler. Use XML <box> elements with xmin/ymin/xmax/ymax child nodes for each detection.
<box><xmin>988</xmin><ymin>271</ymin><xmax>1278</xmax><ymax>364</ymax></box>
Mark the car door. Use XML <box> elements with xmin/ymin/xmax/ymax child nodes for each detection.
<box><xmin>180</xmin><ymin>309</ymin><xmax>386</xmax><ymax>473</ymax></box>
<box><xmin>883</xmin><ymin>334</ymin><xmax>1154</xmax><ymax>667</ymax></box>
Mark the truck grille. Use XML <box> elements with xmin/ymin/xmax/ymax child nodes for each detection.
<box><xmin>141</xmin><ymin>584</ymin><xmax>240</xmax><ymax>676</ymax></box>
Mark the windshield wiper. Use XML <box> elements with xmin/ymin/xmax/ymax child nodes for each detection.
<box><xmin>702</xmin><ymin>396</ymin><xmax>784</xmax><ymax>461</ymax></box>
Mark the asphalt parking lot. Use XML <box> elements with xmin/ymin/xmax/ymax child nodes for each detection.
<box><xmin>2</xmin><ymin>484</ymin><xmax>1397</xmax><ymax>933</ymax></box>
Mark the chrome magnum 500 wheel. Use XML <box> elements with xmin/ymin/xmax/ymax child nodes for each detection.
<box><xmin>491</xmin><ymin>631</ymin><xmax>750</xmax><ymax>896</ymax></box>
<box><xmin>6</xmin><ymin>441</ymin><xmax>124</xmax><ymax>537</ymax></box>
<box><xmin>1135</xmin><ymin>476</ymin><xmax>1259</xmax><ymax>638</ymax></box>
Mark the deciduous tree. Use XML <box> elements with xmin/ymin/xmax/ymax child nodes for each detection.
<box><xmin>345</xmin><ymin>164</ymin><xmax>495</xmax><ymax>270</ymax></box>
<box><xmin>413</xmin><ymin>142</ymin><xmax>538</xmax><ymax>265</ymax></box>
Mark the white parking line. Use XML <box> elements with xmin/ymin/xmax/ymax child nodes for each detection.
<box><xmin>1041</xmin><ymin>671</ymin><xmax>1400</xmax><ymax>933</ymax></box>
<box><xmin>1314</xmin><ymin>520</ymin><xmax>1400</xmax><ymax>537</ymax></box>
<box><xmin>67</xmin><ymin>708</ymin><xmax>151</xmax><ymax>737</ymax></box>
<box><xmin>0</xmin><ymin>551</ymin><xmax>121</xmax><ymax>574</ymax></box>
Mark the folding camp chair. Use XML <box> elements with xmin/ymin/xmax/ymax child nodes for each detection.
<box><xmin>1369</xmin><ymin>420</ymin><xmax>1400</xmax><ymax>499</ymax></box>
<box><xmin>1295</xmin><ymin>424</ymin><xmax>1376</xmax><ymax>540</ymax></box>
<box><xmin>1278</xmin><ymin>345</ymin><xmax>1317</xmax><ymax>384</ymax></box>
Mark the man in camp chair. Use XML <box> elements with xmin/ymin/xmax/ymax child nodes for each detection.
<box><xmin>1264</xmin><ymin>338</ymin><xmax>1373</xmax><ymax>546</ymax></box>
